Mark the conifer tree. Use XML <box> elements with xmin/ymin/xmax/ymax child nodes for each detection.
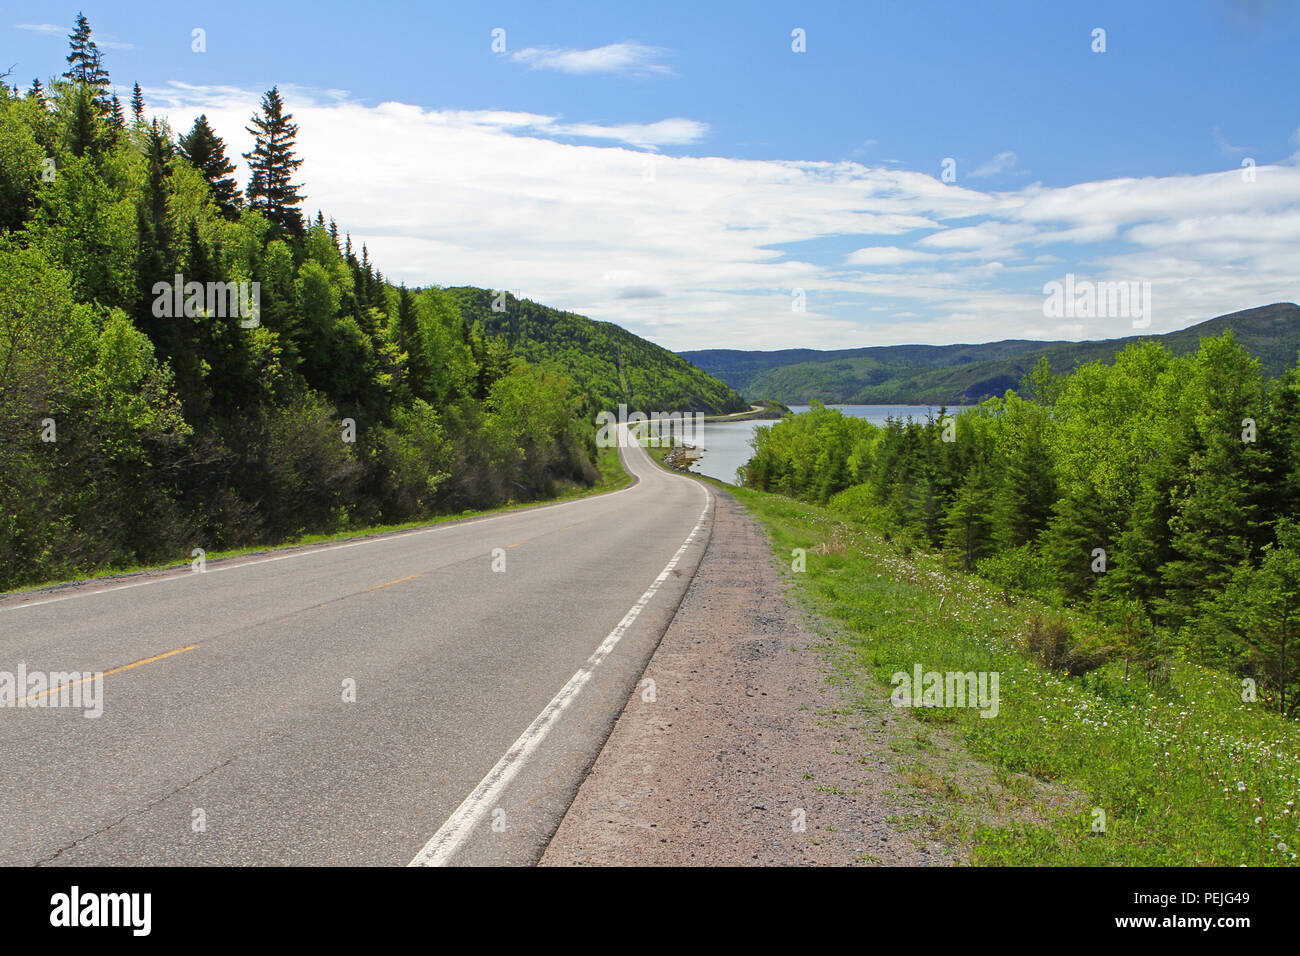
<box><xmin>63</xmin><ymin>14</ymin><xmax>99</xmax><ymax>84</ymax></box>
<box><xmin>136</xmin><ymin>119</ymin><xmax>175</xmax><ymax>333</ymax></box>
<box><xmin>243</xmin><ymin>87</ymin><xmax>305</xmax><ymax>235</ymax></box>
<box><xmin>185</xmin><ymin>221</ymin><xmax>253</xmax><ymax>411</ymax></box>
<box><xmin>1158</xmin><ymin>336</ymin><xmax>1269</xmax><ymax>651</ymax></box>
<box><xmin>944</xmin><ymin>460</ymin><xmax>998</xmax><ymax>571</ymax></box>
<box><xmin>63</xmin><ymin>14</ymin><xmax>112</xmax><ymax>114</ymax></box>
<box><xmin>991</xmin><ymin>400</ymin><xmax>1057</xmax><ymax>548</ymax></box>
<box><xmin>65</xmin><ymin>81</ymin><xmax>103</xmax><ymax>157</ymax></box>
<box><xmin>1214</xmin><ymin>518</ymin><xmax>1300</xmax><ymax>715</ymax></box>
<box><xmin>26</xmin><ymin>78</ymin><xmax>46</xmax><ymax>109</ymax></box>
<box><xmin>179</xmin><ymin>114</ymin><xmax>242</xmax><ymax>219</ymax></box>
<box><xmin>397</xmin><ymin>284</ymin><xmax>431</xmax><ymax>399</ymax></box>
<box><xmin>130</xmin><ymin>82</ymin><xmax>144</xmax><ymax>121</ymax></box>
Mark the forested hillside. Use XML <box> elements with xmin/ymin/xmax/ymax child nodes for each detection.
<box><xmin>0</xmin><ymin>15</ymin><xmax>606</xmax><ymax>590</ymax></box>
<box><xmin>743</xmin><ymin>338</ymin><xmax>1300</xmax><ymax>715</ymax></box>
<box><xmin>686</xmin><ymin>302</ymin><xmax>1300</xmax><ymax>404</ymax></box>
<box><xmin>451</xmin><ymin>287</ymin><xmax>746</xmax><ymax>416</ymax></box>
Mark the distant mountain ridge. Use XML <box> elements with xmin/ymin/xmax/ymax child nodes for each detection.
<box><xmin>680</xmin><ymin>303</ymin><xmax>1300</xmax><ymax>404</ymax></box>
<box><xmin>448</xmin><ymin>288</ymin><xmax>747</xmax><ymax>415</ymax></box>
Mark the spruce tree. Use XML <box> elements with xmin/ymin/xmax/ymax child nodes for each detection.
<box><xmin>943</xmin><ymin>460</ymin><xmax>998</xmax><ymax>571</ymax></box>
<box><xmin>1042</xmin><ymin>488</ymin><xmax>1112</xmax><ymax>601</ymax></box>
<box><xmin>26</xmin><ymin>78</ymin><xmax>46</xmax><ymax>109</ymax></box>
<box><xmin>1158</xmin><ymin>336</ymin><xmax>1269</xmax><ymax>656</ymax></box>
<box><xmin>63</xmin><ymin>14</ymin><xmax>98</xmax><ymax>84</ymax></box>
<box><xmin>179</xmin><ymin>115</ymin><xmax>243</xmax><ymax>219</ymax></box>
<box><xmin>361</xmin><ymin>247</ymin><xmax>377</xmax><ymax>300</ymax></box>
<box><xmin>243</xmin><ymin>87</ymin><xmax>305</xmax><ymax>235</ymax></box>
<box><xmin>65</xmin><ymin>82</ymin><xmax>103</xmax><ymax>157</ymax></box>
<box><xmin>136</xmin><ymin>120</ymin><xmax>206</xmax><ymax>416</ymax></box>
<box><xmin>1213</xmin><ymin>519</ymin><xmax>1300</xmax><ymax>715</ymax></box>
<box><xmin>186</xmin><ymin>221</ymin><xmax>253</xmax><ymax>411</ymax></box>
<box><xmin>130</xmin><ymin>82</ymin><xmax>144</xmax><ymax>121</ymax></box>
<box><xmin>397</xmin><ymin>284</ymin><xmax>431</xmax><ymax>399</ymax></box>
<box><xmin>63</xmin><ymin>14</ymin><xmax>112</xmax><ymax>114</ymax></box>
<box><xmin>991</xmin><ymin>400</ymin><xmax>1057</xmax><ymax>548</ymax></box>
<box><xmin>136</xmin><ymin>119</ymin><xmax>175</xmax><ymax>334</ymax></box>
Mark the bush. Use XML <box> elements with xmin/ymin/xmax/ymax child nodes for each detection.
<box><xmin>976</xmin><ymin>544</ymin><xmax>1055</xmax><ymax>603</ymax></box>
<box><xmin>1024</xmin><ymin>614</ymin><xmax>1114</xmax><ymax>676</ymax></box>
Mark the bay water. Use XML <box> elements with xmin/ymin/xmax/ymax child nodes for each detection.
<box><xmin>687</xmin><ymin>404</ymin><xmax>970</xmax><ymax>485</ymax></box>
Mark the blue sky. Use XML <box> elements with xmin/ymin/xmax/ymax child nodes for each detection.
<box><xmin>8</xmin><ymin>1</ymin><xmax>1300</xmax><ymax>349</ymax></box>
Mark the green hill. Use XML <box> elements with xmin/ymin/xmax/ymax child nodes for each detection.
<box><xmin>682</xmin><ymin>303</ymin><xmax>1300</xmax><ymax>404</ymax></box>
<box><xmin>449</xmin><ymin>288</ymin><xmax>747</xmax><ymax>415</ymax></box>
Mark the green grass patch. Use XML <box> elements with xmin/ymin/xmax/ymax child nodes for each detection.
<box><xmin>727</xmin><ymin>482</ymin><xmax>1300</xmax><ymax>866</ymax></box>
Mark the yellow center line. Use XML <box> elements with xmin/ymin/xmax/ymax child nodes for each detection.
<box><xmin>506</xmin><ymin>541</ymin><xmax>525</xmax><ymax>549</ymax></box>
<box><xmin>19</xmin><ymin>643</ymin><xmax>198</xmax><ymax>704</ymax></box>
<box><xmin>364</xmin><ymin>573</ymin><xmax>425</xmax><ymax>592</ymax></box>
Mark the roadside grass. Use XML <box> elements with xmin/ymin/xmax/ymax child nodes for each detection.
<box><xmin>726</xmin><ymin>483</ymin><xmax>1300</xmax><ymax>866</ymax></box>
<box><xmin>5</xmin><ymin>446</ymin><xmax>631</xmax><ymax>597</ymax></box>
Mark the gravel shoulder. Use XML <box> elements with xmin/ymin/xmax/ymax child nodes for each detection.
<box><xmin>540</xmin><ymin>487</ymin><xmax>956</xmax><ymax>866</ymax></box>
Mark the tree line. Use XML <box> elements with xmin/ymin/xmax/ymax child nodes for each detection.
<box><xmin>0</xmin><ymin>14</ymin><xmax>598</xmax><ymax>590</ymax></box>
<box><xmin>743</xmin><ymin>339</ymin><xmax>1300</xmax><ymax>715</ymax></box>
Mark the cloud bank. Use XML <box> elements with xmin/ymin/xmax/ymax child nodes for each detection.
<box><xmin>145</xmin><ymin>83</ymin><xmax>1300</xmax><ymax>351</ymax></box>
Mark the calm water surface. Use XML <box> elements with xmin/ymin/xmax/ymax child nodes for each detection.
<box><xmin>689</xmin><ymin>404</ymin><xmax>971</xmax><ymax>485</ymax></box>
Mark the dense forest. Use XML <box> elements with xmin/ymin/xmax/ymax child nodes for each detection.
<box><xmin>685</xmin><ymin>302</ymin><xmax>1300</xmax><ymax>405</ymax></box>
<box><xmin>743</xmin><ymin>338</ymin><xmax>1300</xmax><ymax>716</ymax></box>
<box><xmin>454</xmin><ymin>287</ymin><xmax>746</xmax><ymax>417</ymax></box>
<box><xmin>0</xmin><ymin>15</ymin><xmax>611</xmax><ymax>590</ymax></box>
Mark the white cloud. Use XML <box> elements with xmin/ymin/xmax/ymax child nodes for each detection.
<box><xmin>147</xmin><ymin>83</ymin><xmax>1300</xmax><ymax>350</ymax></box>
<box><xmin>16</xmin><ymin>21</ymin><xmax>133</xmax><ymax>49</ymax></box>
<box><xmin>551</xmin><ymin>117</ymin><xmax>707</xmax><ymax>148</ymax></box>
<box><xmin>510</xmin><ymin>41</ymin><xmax>672</xmax><ymax>76</ymax></box>
<box><xmin>970</xmin><ymin>150</ymin><xmax>1019</xmax><ymax>178</ymax></box>
<box><xmin>1213</xmin><ymin>125</ymin><xmax>1253</xmax><ymax>157</ymax></box>
<box><xmin>845</xmin><ymin>246</ymin><xmax>937</xmax><ymax>266</ymax></box>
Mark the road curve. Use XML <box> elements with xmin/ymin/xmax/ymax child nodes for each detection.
<box><xmin>0</xmin><ymin>427</ymin><xmax>712</xmax><ymax>866</ymax></box>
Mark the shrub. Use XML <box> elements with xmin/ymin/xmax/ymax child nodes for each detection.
<box><xmin>1024</xmin><ymin>614</ymin><xmax>1114</xmax><ymax>676</ymax></box>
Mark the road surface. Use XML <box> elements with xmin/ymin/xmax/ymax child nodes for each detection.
<box><xmin>0</xmin><ymin>427</ymin><xmax>712</xmax><ymax>866</ymax></box>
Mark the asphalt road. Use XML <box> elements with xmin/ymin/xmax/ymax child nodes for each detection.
<box><xmin>0</xmin><ymin>428</ymin><xmax>713</xmax><ymax>866</ymax></box>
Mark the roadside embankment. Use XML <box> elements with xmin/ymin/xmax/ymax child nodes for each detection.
<box><xmin>541</xmin><ymin>489</ymin><xmax>955</xmax><ymax>866</ymax></box>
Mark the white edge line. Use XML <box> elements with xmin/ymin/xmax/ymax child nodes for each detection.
<box><xmin>0</xmin><ymin>448</ymin><xmax>645</xmax><ymax>615</ymax></box>
<box><xmin>408</xmin><ymin>453</ymin><xmax>711</xmax><ymax>866</ymax></box>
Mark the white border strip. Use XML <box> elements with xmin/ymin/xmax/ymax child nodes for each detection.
<box><xmin>408</xmin><ymin>481</ymin><xmax>712</xmax><ymax>867</ymax></box>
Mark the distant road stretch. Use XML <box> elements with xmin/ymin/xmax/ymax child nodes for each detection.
<box><xmin>0</xmin><ymin>426</ymin><xmax>712</xmax><ymax>866</ymax></box>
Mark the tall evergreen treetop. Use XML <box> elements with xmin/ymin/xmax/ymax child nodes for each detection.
<box><xmin>243</xmin><ymin>87</ymin><xmax>305</xmax><ymax>234</ymax></box>
<box><xmin>63</xmin><ymin>13</ymin><xmax>111</xmax><ymax>112</ymax></box>
<box><xmin>130</xmin><ymin>82</ymin><xmax>144</xmax><ymax>120</ymax></box>
<box><xmin>179</xmin><ymin>114</ymin><xmax>243</xmax><ymax>219</ymax></box>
